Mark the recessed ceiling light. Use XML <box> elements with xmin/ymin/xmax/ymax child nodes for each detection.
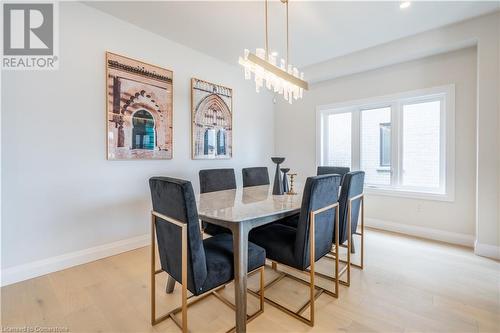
<box><xmin>400</xmin><ymin>1</ymin><xmax>411</xmax><ymax>9</ymax></box>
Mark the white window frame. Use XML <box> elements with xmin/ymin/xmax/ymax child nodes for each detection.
<box><xmin>316</xmin><ymin>85</ymin><xmax>455</xmax><ymax>202</ymax></box>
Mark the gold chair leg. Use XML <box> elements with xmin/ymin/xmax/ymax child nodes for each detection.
<box><xmin>249</xmin><ymin>269</ymin><xmax>322</xmax><ymax>327</ymax></box>
<box><xmin>181</xmin><ymin>227</ymin><xmax>188</xmax><ymax>333</ymax></box>
<box><xmin>251</xmin><ymin>258</ymin><xmax>330</xmax><ymax>326</ymax></box>
<box><xmin>309</xmin><ymin>211</ymin><xmax>315</xmax><ymax>325</ymax></box>
<box><xmin>260</xmin><ymin>266</ymin><xmax>265</xmax><ymax>312</ymax></box>
<box><xmin>303</xmin><ymin>203</ymin><xmax>346</xmax><ymax>295</ymax></box>
<box><xmin>343</xmin><ymin>195</ymin><xmax>364</xmax><ymax>269</ymax></box>
<box><xmin>345</xmin><ymin>201</ymin><xmax>351</xmax><ymax>287</ymax></box>
<box><xmin>360</xmin><ymin>196</ymin><xmax>364</xmax><ymax>269</ymax></box>
<box><xmin>330</xmin><ymin>194</ymin><xmax>365</xmax><ymax>272</ymax></box>
<box><xmin>151</xmin><ymin>214</ymin><xmax>156</xmax><ymax>325</ymax></box>
<box><xmin>224</xmin><ymin>266</ymin><xmax>265</xmax><ymax>333</ymax></box>
<box><xmin>334</xmin><ymin>205</ymin><xmax>340</xmax><ymax>296</ymax></box>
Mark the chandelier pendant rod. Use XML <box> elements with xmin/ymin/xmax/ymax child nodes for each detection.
<box><xmin>265</xmin><ymin>0</ymin><xmax>269</xmax><ymax>58</ymax></box>
<box><xmin>285</xmin><ymin>0</ymin><xmax>289</xmax><ymax>66</ymax></box>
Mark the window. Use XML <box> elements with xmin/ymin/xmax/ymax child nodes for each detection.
<box><xmin>402</xmin><ymin>101</ymin><xmax>441</xmax><ymax>188</ymax></box>
<box><xmin>325</xmin><ymin>112</ymin><xmax>351</xmax><ymax>168</ymax></box>
<box><xmin>317</xmin><ymin>85</ymin><xmax>455</xmax><ymax>201</ymax></box>
<box><xmin>379</xmin><ymin>123</ymin><xmax>391</xmax><ymax>167</ymax></box>
<box><xmin>360</xmin><ymin>107</ymin><xmax>391</xmax><ymax>185</ymax></box>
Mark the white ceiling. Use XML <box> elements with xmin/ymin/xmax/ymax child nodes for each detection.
<box><xmin>85</xmin><ymin>1</ymin><xmax>499</xmax><ymax>68</ymax></box>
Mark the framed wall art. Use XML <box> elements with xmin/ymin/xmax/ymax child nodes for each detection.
<box><xmin>191</xmin><ymin>78</ymin><xmax>233</xmax><ymax>159</ymax></box>
<box><xmin>106</xmin><ymin>52</ymin><xmax>173</xmax><ymax>160</ymax></box>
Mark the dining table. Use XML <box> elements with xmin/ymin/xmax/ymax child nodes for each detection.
<box><xmin>197</xmin><ymin>184</ymin><xmax>303</xmax><ymax>333</ymax></box>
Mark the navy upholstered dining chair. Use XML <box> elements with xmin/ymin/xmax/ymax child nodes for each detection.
<box><xmin>275</xmin><ymin>168</ymin><xmax>352</xmax><ymax>229</ymax></box>
<box><xmin>336</xmin><ymin>171</ymin><xmax>365</xmax><ymax>270</ymax></box>
<box><xmin>199</xmin><ymin>168</ymin><xmax>236</xmax><ymax>235</ymax></box>
<box><xmin>149</xmin><ymin>177</ymin><xmax>265</xmax><ymax>332</ymax></box>
<box><xmin>242</xmin><ymin>167</ymin><xmax>270</xmax><ymax>187</ymax></box>
<box><xmin>199</xmin><ymin>168</ymin><xmax>237</xmax><ymax>193</ymax></box>
<box><xmin>317</xmin><ymin>166</ymin><xmax>350</xmax><ymax>182</ymax></box>
<box><xmin>249</xmin><ymin>174</ymin><xmax>341</xmax><ymax>326</ymax></box>
<box><xmin>277</xmin><ymin>171</ymin><xmax>366</xmax><ymax>277</ymax></box>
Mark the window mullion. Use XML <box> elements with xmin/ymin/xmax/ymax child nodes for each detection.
<box><xmin>439</xmin><ymin>96</ymin><xmax>447</xmax><ymax>193</ymax></box>
<box><xmin>321</xmin><ymin>113</ymin><xmax>328</xmax><ymax>166</ymax></box>
<box><xmin>391</xmin><ymin>102</ymin><xmax>401</xmax><ymax>187</ymax></box>
<box><xmin>398</xmin><ymin>101</ymin><xmax>404</xmax><ymax>187</ymax></box>
<box><xmin>352</xmin><ymin>109</ymin><xmax>361</xmax><ymax>170</ymax></box>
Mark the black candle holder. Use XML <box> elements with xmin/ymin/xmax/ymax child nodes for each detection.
<box><xmin>281</xmin><ymin>168</ymin><xmax>290</xmax><ymax>193</ymax></box>
<box><xmin>271</xmin><ymin>157</ymin><xmax>285</xmax><ymax>195</ymax></box>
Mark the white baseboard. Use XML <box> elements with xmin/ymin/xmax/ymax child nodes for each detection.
<box><xmin>2</xmin><ymin>222</ymin><xmax>494</xmax><ymax>286</ymax></box>
<box><xmin>474</xmin><ymin>241</ymin><xmax>500</xmax><ymax>260</ymax></box>
<box><xmin>1</xmin><ymin>234</ymin><xmax>150</xmax><ymax>287</ymax></box>
<box><xmin>365</xmin><ymin>218</ymin><xmax>474</xmax><ymax>247</ymax></box>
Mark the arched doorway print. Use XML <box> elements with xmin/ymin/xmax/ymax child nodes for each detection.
<box><xmin>132</xmin><ymin>110</ymin><xmax>155</xmax><ymax>150</ymax></box>
<box><xmin>193</xmin><ymin>93</ymin><xmax>232</xmax><ymax>158</ymax></box>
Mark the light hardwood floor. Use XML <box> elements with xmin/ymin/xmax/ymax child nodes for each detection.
<box><xmin>1</xmin><ymin>229</ymin><xmax>499</xmax><ymax>332</ymax></box>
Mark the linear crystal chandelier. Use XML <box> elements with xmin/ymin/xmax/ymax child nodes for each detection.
<box><xmin>238</xmin><ymin>0</ymin><xmax>308</xmax><ymax>104</ymax></box>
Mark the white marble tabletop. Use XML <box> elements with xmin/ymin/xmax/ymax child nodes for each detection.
<box><xmin>197</xmin><ymin>185</ymin><xmax>303</xmax><ymax>223</ymax></box>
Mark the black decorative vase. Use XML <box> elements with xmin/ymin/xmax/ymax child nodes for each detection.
<box><xmin>271</xmin><ymin>157</ymin><xmax>285</xmax><ymax>195</ymax></box>
<box><xmin>281</xmin><ymin>168</ymin><xmax>290</xmax><ymax>193</ymax></box>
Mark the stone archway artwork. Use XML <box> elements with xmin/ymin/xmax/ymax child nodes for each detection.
<box><xmin>191</xmin><ymin>78</ymin><xmax>233</xmax><ymax>160</ymax></box>
<box><xmin>106</xmin><ymin>52</ymin><xmax>173</xmax><ymax>160</ymax></box>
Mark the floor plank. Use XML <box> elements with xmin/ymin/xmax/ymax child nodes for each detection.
<box><xmin>1</xmin><ymin>229</ymin><xmax>499</xmax><ymax>332</ymax></box>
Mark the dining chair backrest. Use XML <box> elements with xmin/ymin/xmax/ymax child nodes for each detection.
<box><xmin>294</xmin><ymin>174</ymin><xmax>341</xmax><ymax>270</ymax></box>
<box><xmin>199</xmin><ymin>168</ymin><xmax>236</xmax><ymax>193</ymax></box>
<box><xmin>149</xmin><ymin>177</ymin><xmax>207</xmax><ymax>294</ymax></box>
<box><xmin>338</xmin><ymin>171</ymin><xmax>365</xmax><ymax>244</ymax></box>
<box><xmin>242</xmin><ymin>167</ymin><xmax>270</xmax><ymax>187</ymax></box>
<box><xmin>317</xmin><ymin>166</ymin><xmax>350</xmax><ymax>181</ymax></box>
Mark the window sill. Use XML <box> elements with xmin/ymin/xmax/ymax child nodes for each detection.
<box><xmin>364</xmin><ymin>186</ymin><xmax>454</xmax><ymax>202</ymax></box>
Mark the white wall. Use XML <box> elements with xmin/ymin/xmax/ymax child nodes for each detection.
<box><xmin>296</xmin><ymin>12</ymin><xmax>499</xmax><ymax>258</ymax></box>
<box><xmin>1</xmin><ymin>2</ymin><xmax>274</xmax><ymax>284</ymax></box>
<box><xmin>275</xmin><ymin>47</ymin><xmax>477</xmax><ymax>245</ymax></box>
